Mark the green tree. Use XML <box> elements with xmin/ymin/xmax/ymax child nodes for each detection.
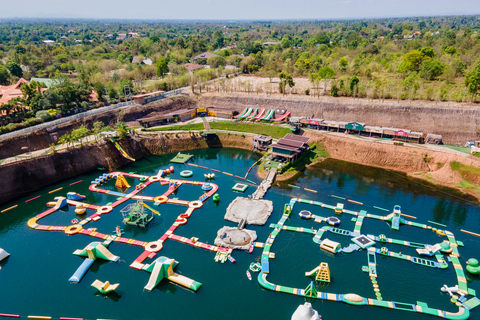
<box><xmin>93</xmin><ymin>82</ymin><xmax>106</xmax><ymax>102</ymax></box>
<box><xmin>207</xmin><ymin>56</ymin><xmax>227</xmax><ymax>68</ymax></box>
<box><xmin>6</xmin><ymin>61</ymin><xmax>23</xmax><ymax>78</ymax></box>
<box><xmin>155</xmin><ymin>58</ymin><xmax>169</xmax><ymax>78</ymax></box>
<box><xmin>0</xmin><ymin>65</ymin><xmax>9</xmax><ymax>85</ymax></box>
<box><xmin>318</xmin><ymin>66</ymin><xmax>336</xmax><ymax>95</ymax></box>
<box><xmin>281</xmin><ymin>36</ymin><xmax>291</xmax><ymax>48</ymax></box>
<box><xmin>14</xmin><ymin>44</ymin><xmax>26</xmax><ymax>55</ymax></box>
<box><xmin>401</xmin><ymin>50</ymin><xmax>423</xmax><ymax>72</ymax></box>
<box><xmin>93</xmin><ymin>121</ymin><xmax>105</xmax><ymax>140</ymax></box>
<box><xmin>59</xmin><ymin>133</ymin><xmax>73</xmax><ymax>148</ymax></box>
<box><xmin>444</xmin><ymin>46</ymin><xmax>457</xmax><ymax>55</ymax></box>
<box><xmin>115</xmin><ymin>122</ymin><xmax>129</xmax><ymax>139</ymax></box>
<box><xmin>308</xmin><ymin>73</ymin><xmax>320</xmax><ymax>97</ymax></box>
<box><xmin>278</xmin><ymin>71</ymin><xmax>295</xmax><ymax>94</ymax></box>
<box><xmin>213</xmin><ymin>30</ymin><xmax>224</xmax><ymax>49</ymax></box>
<box><xmin>338</xmin><ymin>57</ymin><xmax>349</xmax><ymax>71</ymax></box>
<box><xmin>71</xmin><ymin>125</ymin><xmax>90</xmax><ymax>146</ymax></box>
<box><xmin>349</xmin><ymin>75</ymin><xmax>359</xmax><ymax>95</ymax></box>
<box><xmin>420</xmin><ymin>60</ymin><xmax>445</xmax><ymax>80</ymax></box>
<box><xmin>466</xmin><ymin>59</ymin><xmax>480</xmax><ymax>102</ymax></box>
<box><xmin>420</xmin><ymin>47</ymin><xmax>435</xmax><ymax>59</ymax></box>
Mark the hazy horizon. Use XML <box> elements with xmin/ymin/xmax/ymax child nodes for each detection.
<box><xmin>0</xmin><ymin>0</ymin><xmax>479</xmax><ymax>21</ymax></box>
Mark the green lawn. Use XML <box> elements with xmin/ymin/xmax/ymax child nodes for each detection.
<box><xmin>209</xmin><ymin>121</ymin><xmax>291</xmax><ymax>139</ymax></box>
<box><xmin>141</xmin><ymin>123</ymin><xmax>204</xmax><ymax>132</ymax></box>
<box><xmin>141</xmin><ymin>120</ymin><xmax>291</xmax><ymax>139</ymax></box>
<box><xmin>442</xmin><ymin>145</ymin><xmax>471</xmax><ymax>154</ymax></box>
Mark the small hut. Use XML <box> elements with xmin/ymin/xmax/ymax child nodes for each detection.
<box><xmin>426</xmin><ymin>134</ymin><xmax>442</xmax><ymax>145</ymax></box>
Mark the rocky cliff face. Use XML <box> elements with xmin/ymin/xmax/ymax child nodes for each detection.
<box><xmin>198</xmin><ymin>92</ymin><xmax>480</xmax><ymax>144</ymax></box>
<box><xmin>0</xmin><ymin>95</ymin><xmax>196</xmax><ymax>159</ymax></box>
<box><xmin>0</xmin><ymin>140</ymin><xmax>123</xmax><ymax>204</ymax></box>
<box><xmin>1</xmin><ymin>127</ymin><xmax>479</xmax><ymax>205</ymax></box>
<box><xmin>0</xmin><ymin>132</ymin><xmax>254</xmax><ymax>204</ymax></box>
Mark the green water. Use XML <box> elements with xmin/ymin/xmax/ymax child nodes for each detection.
<box><xmin>0</xmin><ymin>148</ymin><xmax>479</xmax><ymax>320</ymax></box>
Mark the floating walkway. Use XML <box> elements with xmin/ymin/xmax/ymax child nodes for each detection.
<box><xmin>252</xmin><ymin>168</ymin><xmax>276</xmax><ymax>200</ymax></box>
<box><xmin>28</xmin><ymin>171</ymin><xmax>227</xmax><ymax>274</ymax></box>
<box><xmin>255</xmin><ymin>197</ymin><xmax>472</xmax><ymax>320</ymax></box>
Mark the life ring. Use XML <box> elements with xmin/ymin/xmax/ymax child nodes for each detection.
<box><xmin>136</xmin><ymin>183</ymin><xmax>145</xmax><ymax>191</ymax></box>
<box><xmin>149</xmin><ymin>176</ymin><xmax>161</xmax><ymax>182</ymax></box>
<box><xmin>65</xmin><ymin>224</ymin><xmax>83</xmax><ymax>235</ymax></box>
<box><xmin>145</xmin><ymin>241</ymin><xmax>163</xmax><ymax>252</ymax></box>
<box><xmin>436</xmin><ymin>229</ymin><xmax>446</xmax><ymax>236</ymax></box>
<box><xmin>189</xmin><ymin>200</ymin><xmax>203</xmax><ymax>209</ymax></box>
<box><xmin>180</xmin><ymin>170</ymin><xmax>193</xmax><ymax>178</ymax></box>
<box><xmin>154</xmin><ymin>195</ymin><xmax>168</xmax><ymax>204</ymax></box>
<box><xmin>97</xmin><ymin>206</ymin><xmax>113</xmax><ymax>214</ymax></box>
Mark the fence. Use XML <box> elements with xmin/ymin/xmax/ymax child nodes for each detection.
<box><xmin>0</xmin><ymin>87</ymin><xmax>189</xmax><ymax>142</ymax></box>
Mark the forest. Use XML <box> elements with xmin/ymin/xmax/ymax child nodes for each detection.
<box><xmin>1</xmin><ymin>15</ymin><xmax>480</xmax><ymax>133</ymax></box>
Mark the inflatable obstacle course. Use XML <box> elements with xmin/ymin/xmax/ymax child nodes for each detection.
<box><xmin>256</xmin><ymin>196</ymin><xmax>475</xmax><ymax>320</ymax></box>
<box><xmin>91</xmin><ymin>279</ymin><xmax>119</xmax><ymax>294</ymax></box>
<box><xmin>70</xmin><ymin>241</ymin><xmax>119</xmax><ymax>283</ymax></box>
<box><xmin>232</xmin><ymin>183</ymin><xmax>248</xmax><ymax>192</ymax></box>
<box><xmin>115</xmin><ymin>174</ymin><xmax>130</xmax><ymax>188</ymax></box>
<box><xmin>143</xmin><ymin>256</ymin><xmax>202</xmax><ymax>291</ymax></box>
<box><xmin>170</xmin><ymin>153</ymin><xmax>193</xmax><ymax>164</ymax></box>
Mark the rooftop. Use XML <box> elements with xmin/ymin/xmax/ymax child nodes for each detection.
<box><xmin>193</xmin><ymin>52</ymin><xmax>219</xmax><ymax>61</ymax></box>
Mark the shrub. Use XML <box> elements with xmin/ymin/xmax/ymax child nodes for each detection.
<box><xmin>36</xmin><ymin>110</ymin><xmax>51</xmax><ymax>121</ymax></box>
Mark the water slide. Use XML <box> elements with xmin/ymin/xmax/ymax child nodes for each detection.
<box><xmin>94</xmin><ymin>244</ymin><xmax>120</xmax><ymax>262</ymax></box>
<box><xmin>246</xmin><ymin>108</ymin><xmax>258</xmax><ymax>119</ymax></box>
<box><xmin>234</xmin><ymin>107</ymin><xmax>248</xmax><ymax>118</ymax></box>
<box><xmin>110</xmin><ymin>138</ymin><xmax>135</xmax><ymax>161</ymax></box>
<box><xmin>305</xmin><ymin>266</ymin><xmax>321</xmax><ymax>278</ymax></box>
<box><xmin>238</xmin><ymin>108</ymin><xmax>253</xmax><ymax>119</ymax></box>
<box><xmin>144</xmin><ymin>259</ymin><xmax>163</xmax><ymax>291</ymax></box>
<box><xmin>253</xmin><ymin>109</ymin><xmax>265</xmax><ymax>119</ymax></box>
<box><xmin>69</xmin><ymin>258</ymin><xmax>95</xmax><ymax>282</ymax></box>
<box><xmin>271</xmin><ymin>111</ymin><xmax>291</xmax><ymax>122</ymax></box>
<box><xmin>261</xmin><ymin>109</ymin><xmax>275</xmax><ymax>120</ymax></box>
<box><xmin>143</xmin><ymin>202</ymin><xmax>160</xmax><ymax>215</ymax></box>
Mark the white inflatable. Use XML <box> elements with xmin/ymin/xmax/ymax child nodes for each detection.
<box><xmin>441</xmin><ymin>284</ymin><xmax>465</xmax><ymax>298</ymax></box>
<box><xmin>291</xmin><ymin>302</ymin><xmax>321</xmax><ymax>320</ymax></box>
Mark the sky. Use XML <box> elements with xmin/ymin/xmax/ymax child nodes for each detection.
<box><xmin>1</xmin><ymin>0</ymin><xmax>480</xmax><ymax>20</ymax></box>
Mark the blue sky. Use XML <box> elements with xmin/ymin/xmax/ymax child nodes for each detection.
<box><xmin>1</xmin><ymin>0</ymin><xmax>479</xmax><ymax>20</ymax></box>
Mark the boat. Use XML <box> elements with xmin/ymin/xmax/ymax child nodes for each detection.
<box><xmin>246</xmin><ymin>270</ymin><xmax>252</xmax><ymax>280</ymax></box>
<box><xmin>228</xmin><ymin>255</ymin><xmax>236</xmax><ymax>263</ymax></box>
<box><xmin>249</xmin><ymin>245</ymin><xmax>254</xmax><ymax>253</ymax></box>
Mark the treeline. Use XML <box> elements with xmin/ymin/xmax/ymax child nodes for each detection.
<box><xmin>1</xmin><ymin>15</ymin><xmax>480</xmax><ymax>132</ymax></box>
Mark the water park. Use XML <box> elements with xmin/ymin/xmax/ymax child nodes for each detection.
<box><xmin>0</xmin><ymin>147</ymin><xmax>480</xmax><ymax>320</ymax></box>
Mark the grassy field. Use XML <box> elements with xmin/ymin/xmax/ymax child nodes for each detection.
<box><xmin>450</xmin><ymin>161</ymin><xmax>480</xmax><ymax>193</ymax></box>
<box><xmin>142</xmin><ymin>123</ymin><xmax>204</xmax><ymax>132</ymax></box>
<box><xmin>443</xmin><ymin>145</ymin><xmax>471</xmax><ymax>154</ymax></box>
<box><xmin>209</xmin><ymin>121</ymin><xmax>291</xmax><ymax>139</ymax></box>
<box><xmin>282</xmin><ymin>144</ymin><xmax>329</xmax><ymax>175</ymax></box>
<box><xmin>141</xmin><ymin>121</ymin><xmax>292</xmax><ymax>139</ymax></box>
